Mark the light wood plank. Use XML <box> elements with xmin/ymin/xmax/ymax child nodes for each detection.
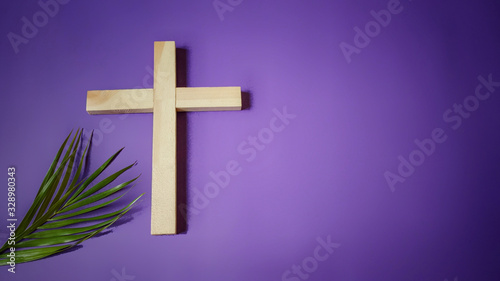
<box><xmin>151</xmin><ymin>41</ymin><xmax>177</xmax><ymax>235</ymax></box>
<box><xmin>87</xmin><ymin>89</ymin><xmax>153</xmax><ymax>114</ymax></box>
<box><xmin>86</xmin><ymin>87</ymin><xmax>241</xmax><ymax>114</ymax></box>
<box><xmin>176</xmin><ymin>87</ymin><xmax>241</xmax><ymax>111</ymax></box>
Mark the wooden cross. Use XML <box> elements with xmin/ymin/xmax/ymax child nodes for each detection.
<box><xmin>86</xmin><ymin>41</ymin><xmax>242</xmax><ymax>235</ymax></box>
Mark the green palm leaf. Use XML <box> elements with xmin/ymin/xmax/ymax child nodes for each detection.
<box><xmin>0</xmin><ymin>130</ymin><xmax>143</xmax><ymax>265</ymax></box>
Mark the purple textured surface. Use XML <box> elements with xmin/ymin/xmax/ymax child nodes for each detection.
<box><xmin>1</xmin><ymin>0</ymin><xmax>500</xmax><ymax>280</ymax></box>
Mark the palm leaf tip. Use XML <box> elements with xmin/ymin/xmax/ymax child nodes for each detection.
<box><xmin>0</xmin><ymin>130</ymin><xmax>142</xmax><ymax>265</ymax></box>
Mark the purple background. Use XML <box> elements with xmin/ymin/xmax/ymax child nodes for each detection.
<box><xmin>1</xmin><ymin>0</ymin><xmax>500</xmax><ymax>280</ymax></box>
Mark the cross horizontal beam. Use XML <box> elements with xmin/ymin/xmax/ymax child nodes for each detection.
<box><xmin>86</xmin><ymin>87</ymin><xmax>241</xmax><ymax>114</ymax></box>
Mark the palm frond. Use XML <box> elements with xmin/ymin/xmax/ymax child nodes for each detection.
<box><xmin>0</xmin><ymin>129</ymin><xmax>143</xmax><ymax>265</ymax></box>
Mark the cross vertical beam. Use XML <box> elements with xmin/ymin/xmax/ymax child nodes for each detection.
<box><xmin>151</xmin><ymin>42</ymin><xmax>177</xmax><ymax>235</ymax></box>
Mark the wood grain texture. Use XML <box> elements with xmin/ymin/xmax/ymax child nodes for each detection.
<box><xmin>86</xmin><ymin>87</ymin><xmax>241</xmax><ymax>114</ymax></box>
<box><xmin>176</xmin><ymin>87</ymin><xmax>241</xmax><ymax>111</ymax></box>
<box><xmin>86</xmin><ymin>89</ymin><xmax>153</xmax><ymax>114</ymax></box>
<box><xmin>151</xmin><ymin>41</ymin><xmax>177</xmax><ymax>235</ymax></box>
